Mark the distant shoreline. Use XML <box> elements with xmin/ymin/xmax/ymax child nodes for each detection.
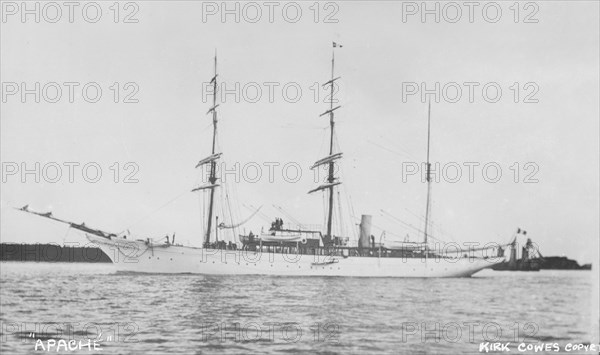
<box><xmin>493</xmin><ymin>256</ymin><xmax>592</xmax><ymax>271</ymax></box>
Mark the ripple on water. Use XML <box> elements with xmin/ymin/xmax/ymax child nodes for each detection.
<box><xmin>0</xmin><ymin>264</ymin><xmax>595</xmax><ymax>354</ymax></box>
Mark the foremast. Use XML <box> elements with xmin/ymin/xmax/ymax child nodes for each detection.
<box><xmin>309</xmin><ymin>44</ymin><xmax>342</xmax><ymax>247</ymax></box>
<box><xmin>193</xmin><ymin>53</ymin><xmax>221</xmax><ymax>247</ymax></box>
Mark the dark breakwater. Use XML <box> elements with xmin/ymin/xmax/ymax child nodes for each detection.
<box><xmin>540</xmin><ymin>256</ymin><xmax>592</xmax><ymax>270</ymax></box>
<box><xmin>0</xmin><ymin>243</ymin><xmax>111</xmax><ymax>263</ymax></box>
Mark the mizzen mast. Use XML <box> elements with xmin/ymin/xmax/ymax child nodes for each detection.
<box><xmin>193</xmin><ymin>53</ymin><xmax>221</xmax><ymax>247</ymax></box>
<box><xmin>309</xmin><ymin>43</ymin><xmax>342</xmax><ymax>247</ymax></box>
<box><xmin>423</xmin><ymin>101</ymin><xmax>432</xmax><ymax>249</ymax></box>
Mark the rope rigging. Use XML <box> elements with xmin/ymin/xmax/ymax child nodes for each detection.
<box><xmin>219</xmin><ymin>205</ymin><xmax>262</xmax><ymax>229</ymax></box>
<box><xmin>244</xmin><ymin>203</ymin><xmax>271</xmax><ymax>223</ymax></box>
<box><xmin>120</xmin><ymin>188</ymin><xmax>190</xmax><ymax>234</ymax></box>
<box><xmin>272</xmin><ymin>205</ymin><xmax>303</xmax><ymax>228</ymax></box>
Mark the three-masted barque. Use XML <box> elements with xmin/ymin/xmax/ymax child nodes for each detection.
<box><xmin>19</xmin><ymin>46</ymin><xmax>507</xmax><ymax>277</ymax></box>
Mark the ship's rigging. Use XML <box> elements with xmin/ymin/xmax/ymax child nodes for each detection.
<box><xmin>308</xmin><ymin>45</ymin><xmax>343</xmax><ymax>248</ymax></box>
<box><xmin>14</xmin><ymin>45</ymin><xmax>509</xmax><ymax>277</ymax></box>
<box><xmin>192</xmin><ymin>53</ymin><xmax>250</xmax><ymax>246</ymax></box>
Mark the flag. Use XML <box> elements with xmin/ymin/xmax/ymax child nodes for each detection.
<box><xmin>333</xmin><ymin>42</ymin><xmax>343</xmax><ymax>48</ymax></box>
<box><xmin>517</xmin><ymin>228</ymin><xmax>521</xmax><ymax>234</ymax></box>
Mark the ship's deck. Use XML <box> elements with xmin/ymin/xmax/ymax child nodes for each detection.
<box><xmin>206</xmin><ymin>240</ymin><xmax>493</xmax><ymax>260</ymax></box>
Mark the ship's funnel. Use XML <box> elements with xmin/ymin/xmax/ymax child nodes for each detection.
<box><xmin>359</xmin><ymin>215</ymin><xmax>372</xmax><ymax>249</ymax></box>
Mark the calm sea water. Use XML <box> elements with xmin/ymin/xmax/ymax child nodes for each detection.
<box><xmin>0</xmin><ymin>262</ymin><xmax>596</xmax><ymax>354</ymax></box>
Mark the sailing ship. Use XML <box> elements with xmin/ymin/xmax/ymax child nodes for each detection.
<box><xmin>19</xmin><ymin>47</ymin><xmax>508</xmax><ymax>277</ymax></box>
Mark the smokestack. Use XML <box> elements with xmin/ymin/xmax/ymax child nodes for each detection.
<box><xmin>359</xmin><ymin>215</ymin><xmax>372</xmax><ymax>249</ymax></box>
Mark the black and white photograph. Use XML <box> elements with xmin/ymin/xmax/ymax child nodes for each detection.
<box><xmin>1</xmin><ymin>1</ymin><xmax>598</xmax><ymax>354</ymax></box>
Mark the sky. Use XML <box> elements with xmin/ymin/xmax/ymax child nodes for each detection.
<box><xmin>1</xmin><ymin>1</ymin><xmax>598</xmax><ymax>264</ymax></box>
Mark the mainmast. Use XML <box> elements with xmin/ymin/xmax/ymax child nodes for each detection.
<box><xmin>193</xmin><ymin>53</ymin><xmax>221</xmax><ymax>247</ymax></box>
<box><xmin>325</xmin><ymin>49</ymin><xmax>336</xmax><ymax>246</ymax></box>
<box><xmin>309</xmin><ymin>43</ymin><xmax>342</xmax><ymax>247</ymax></box>
<box><xmin>423</xmin><ymin>101</ymin><xmax>432</xmax><ymax>248</ymax></box>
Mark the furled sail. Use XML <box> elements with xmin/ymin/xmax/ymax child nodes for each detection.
<box><xmin>191</xmin><ymin>183</ymin><xmax>219</xmax><ymax>192</ymax></box>
<box><xmin>308</xmin><ymin>182</ymin><xmax>341</xmax><ymax>194</ymax></box>
<box><xmin>319</xmin><ymin>105</ymin><xmax>341</xmax><ymax>117</ymax></box>
<box><xmin>311</xmin><ymin>153</ymin><xmax>343</xmax><ymax>170</ymax></box>
<box><xmin>16</xmin><ymin>205</ymin><xmax>115</xmax><ymax>239</ymax></box>
<box><xmin>322</xmin><ymin>76</ymin><xmax>341</xmax><ymax>87</ymax></box>
<box><xmin>195</xmin><ymin>153</ymin><xmax>222</xmax><ymax>168</ymax></box>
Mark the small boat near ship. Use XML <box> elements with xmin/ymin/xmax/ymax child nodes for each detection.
<box><xmin>19</xmin><ymin>46</ymin><xmax>508</xmax><ymax>277</ymax></box>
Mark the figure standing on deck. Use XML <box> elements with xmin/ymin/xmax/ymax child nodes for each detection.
<box><xmin>270</xmin><ymin>218</ymin><xmax>284</xmax><ymax>231</ymax></box>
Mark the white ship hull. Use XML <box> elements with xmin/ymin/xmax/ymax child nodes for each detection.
<box><xmin>88</xmin><ymin>235</ymin><xmax>503</xmax><ymax>278</ymax></box>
